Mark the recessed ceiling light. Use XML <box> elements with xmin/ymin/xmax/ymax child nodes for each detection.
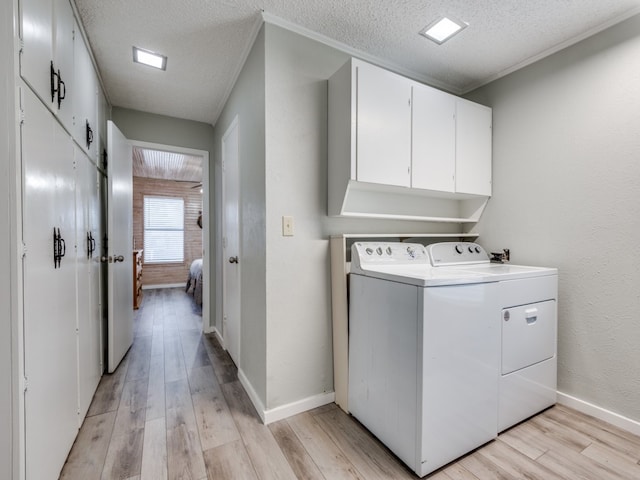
<box><xmin>132</xmin><ymin>46</ymin><xmax>167</xmax><ymax>70</ymax></box>
<box><xmin>419</xmin><ymin>17</ymin><xmax>468</xmax><ymax>45</ymax></box>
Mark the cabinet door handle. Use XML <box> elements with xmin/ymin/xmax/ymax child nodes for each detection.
<box><xmin>86</xmin><ymin>121</ymin><xmax>94</xmax><ymax>148</ymax></box>
<box><xmin>50</xmin><ymin>62</ymin><xmax>57</xmax><ymax>103</ymax></box>
<box><xmin>57</xmin><ymin>70</ymin><xmax>66</xmax><ymax>109</ymax></box>
<box><xmin>53</xmin><ymin>227</ymin><xmax>65</xmax><ymax>268</ymax></box>
<box><xmin>229</xmin><ymin>256</ymin><xmax>238</xmax><ymax>264</ymax></box>
<box><xmin>53</xmin><ymin>227</ymin><xmax>59</xmax><ymax>268</ymax></box>
<box><xmin>113</xmin><ymin>255</ymin><xmax>125</xmax><ymax>263</ymax></box>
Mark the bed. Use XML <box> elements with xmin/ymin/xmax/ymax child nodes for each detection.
<box><xmin>185</xmin><ymin>258</ymin><xmax>203</xmax><ymax>306</ymax></box>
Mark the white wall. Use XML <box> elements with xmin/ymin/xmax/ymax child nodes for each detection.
<box><xmin>213</xmin><ymin>26</ymin><xmax>268</xmax><ymax>402</ymax></box>
<box><xmin>214</xmin><ymin>22</ymin><xmax>459</xmax><ymax>414</ymax></box>
<box><xmin>467</xmin><ymin>14</ymin><xmax>640</xmax><ymax>422</ymax></box>
<box><xmin>262</xmin><ymin>24</ymin><xmax>459</xmax><ymax>411</ymax></box>
<box><xmin>1</xmin><ymin>0</ymin><xmax>17</xmax><ymax>477</ymax></box>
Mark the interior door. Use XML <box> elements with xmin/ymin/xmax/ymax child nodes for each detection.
<box><xmin>106</xmin><ymin>121</ymin><xmax>133</xmax><ymax>372</ymax></box>
<box><xmin>222</xmin><ymin>117</ymin><xmax>241</xmax><ymax>366</ymax></box>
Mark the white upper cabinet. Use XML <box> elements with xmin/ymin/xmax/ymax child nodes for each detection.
<box><xmin>20</xmin><ymin>0</ymin><xmax>75</xmax><ymax>131</ymax></box>
<box><xmin>20</xmin><ymin>0</ymin><xmax>53</xmax><ymax>108</ymax></box>
<box><xmin>356</xmin><ymin>60</ymin><xmax>412</xmax><ymax>187</ymax></box>
<box><xmin>329</xmin><ymin>58</ymin><xmax>492</xmax><ymax>222</ymax></box>
<box><xmin>73</xmin><ymin>19</ymin><xmax>98</xmax><ymax>162</ymax></box>
<box><xmin>455</xmin><ymin>98</ymin><xmax>492</xmax><ymax>196</ymax></box>
<box><xmin>411</xmin><ymin>83</ymin><xmax>456</xmax><ymax>192</ymax></box>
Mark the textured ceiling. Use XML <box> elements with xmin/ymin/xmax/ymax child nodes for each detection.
<box><xmin>74</xmin><ymin>0</ymin><xmax>640</xmax><ymax>125</ymax></box>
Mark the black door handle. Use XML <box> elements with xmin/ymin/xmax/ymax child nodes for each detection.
<box><xmin>50</xmin><ymin>61</ymin><xmax>57</xmax><ymax>103</ymax></box>
<box><xmin>57</xmin><ymin>69</ymin><xmax>65</xmax><ymax>109</ymax></box>
<box><xmin>86</xmin><ymin>121</ymin><xmax>94</xmax><ymax>148</ymax></box>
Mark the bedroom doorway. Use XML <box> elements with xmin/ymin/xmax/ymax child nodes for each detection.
<box><xmin>130</xmin><ymin>140</ymin><xmax>211</xmax><ymax>332</ymax></box>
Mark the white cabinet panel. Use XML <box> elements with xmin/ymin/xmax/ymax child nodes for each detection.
<box><xmin>19</xmin><ymin>0</ymin><xmax>74</xmax><ymax>131</ymax></box>
<box><xmin>20</xmin><ymin>0</ymin><xmax>53</xmax><ymax>106</ymax></box>
<box><xmin>411</xmin><ymin>83</ymin><xmax>456</xmax><ymax>192</ymax></box>
<box><xmin>53</xmin><ymin>0</ymin><xmax>74</xmax><ymax>130</ymax></box>
<box><xmin>455</xmin><ymin>99</ymin><xmax>492</xmax><ymax>196</ymax></box>
<box><xmin>21</xmin><ymin>86</ymin><xmax>79</xmax><ymax>480</ymax></box>
<box><xmin>356</xmin><ymin>61</ymin><xmax>411</xmax><ymax>187</ymax></box>
<box><xmin>73</xmin><ymin>20</ymin><xmax>98</xmax><ymax>161</ymax></box>
<box><xmin>75</xmin><ymin>146</ymin><xmax>102</xmax><ymax>420</ymax></box>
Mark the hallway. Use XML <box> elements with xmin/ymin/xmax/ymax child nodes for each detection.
<box><xmin>59</xmin><ymin>288</ymin><xmax>640</xmax><ymax>480</ymax></box>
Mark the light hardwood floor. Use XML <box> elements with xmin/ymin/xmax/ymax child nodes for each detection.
<box><xmin>60</xmin><ymin>288</ymin><xmax>640</xmax><ymax>480</ymax></box>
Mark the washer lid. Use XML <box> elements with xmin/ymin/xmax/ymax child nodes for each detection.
<box><xmin>351</xmin><ymin>263</ymin><xmax>498</xmax><ymax>287</ymax></box>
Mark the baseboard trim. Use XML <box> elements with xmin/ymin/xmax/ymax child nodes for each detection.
<box><xmin>263</xmin><ymin>391</ymin><xmax>335</xmax><ymax>425</ymax></box>
<box><xmin>237</xmin><ymin>369</ymin><xmax>267</xmax><ymax>423</ymax></box>
<box><xmin>557</xmin><ymin>391</ymin><xmax>640</xmax><ymax>436</ymax></box>
<box><xmin>142</xmin><ymin>283</ymin><xmax>186</xmax><ymax>290</ymax></box>
<box><xmin>236</xmin><ymin>369</ymin><xmax>335</xmax><ymax>425</ymax></box>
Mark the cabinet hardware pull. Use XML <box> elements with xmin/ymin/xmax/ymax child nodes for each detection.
<box><xmin>53</xmin><ymin>227</ymin><xmax>65</xmax><ymax>268</ymax></box>
<box><xmin>87</xmin><ymin>231</ymin><xmax>96</xmax><ymax>258</ymax></box>
<box><xmin>49</xmin><ymin>60</ymin><xmax>58</xmax><ymax>102</ymax></box>
<box><xmin>86</xmin><ymin>121</ymin><xmax>94</xmax><ymax>148</ymax></box>
<box><xmin>113</xmin><ymin>255</ymin><xmax>125</xmax><ymax>263</ymax></box>
<box><xmin>229</xmin><ymin>256</ymin><xmax>238</xmax><ymax>264</ymax></box>
<box><xmin>53</xmin><ymin>227</ymin><xmax>58</xmax><ymax>268</ymax></box>
<box><xmin>57</xmin><ymin>69</ymin><xmax>66</xmax><ymax>109</ymax></box>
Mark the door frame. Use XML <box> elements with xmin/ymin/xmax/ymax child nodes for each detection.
<box><xmin>129</xmin><ymin>139</ymin><xmax>211</xmax><ymax>333</ymax></box>
<box><xmin>221</xmin><ymin>115</ymin><xmax>240</xmax><ymax>362</ymax></box>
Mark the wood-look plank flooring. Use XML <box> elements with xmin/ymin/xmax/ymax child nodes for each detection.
<box><xmin>61</xmin><ymin>288</ymin><xmax>640</xmax><ymax>479</ymax></box>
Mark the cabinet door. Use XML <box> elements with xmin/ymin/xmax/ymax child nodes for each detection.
<box><xmin>20</xmin><ymin>0</ymin><xmax>54</xmax><ymax>106</ymax></box>
<box><xmin>356</xmin><ymin>61</ymin><xmax>411</xmax><ymax>187</ymax></box>
<box><xmin>455</xmin><ymin>99</ymin><xmax>492</xmax><ymax>196</ymax></box>
<box><xmin>19</xmin><ymin>0</ymin><xmax>74</xmax><ymax>128</ymax></box>
<box><xmin>21</xmin><ymin>86</ymin><xmax>79</xmax><ymax>480</ymax></box>
<box><xmin>411</xmin><ymin>84</ymin><xmax>456</xmax><ymax>192</ymax></box>
<box><xmin>53</xmin><ymin>0</ymin><xmax>74</xmax><ymax>130</ymax></box>
<box><xmin>73</xmin><ymin>21</ymin><xmax>98</xmax><ymax>162</ymax></box>
<box><xmin>75</xmin><ymin>146</ymin><xmax>102</xmax><ymax>420</ymax></box>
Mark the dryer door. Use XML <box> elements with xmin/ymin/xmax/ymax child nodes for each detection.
<box><xmin>502</xmin><ymin>300</ymin><xmax>556</xmax><ymax>375</ymax></box>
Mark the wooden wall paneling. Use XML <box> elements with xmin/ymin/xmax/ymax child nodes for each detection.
<box><xmin>132</xmin><ymin>177</ymin><xmax>203</xmax><ymax>287</ymax></box>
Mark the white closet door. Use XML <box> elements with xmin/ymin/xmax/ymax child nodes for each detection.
<box><xmin>73</xmin><ymin>19</ymin><xmax>98</xmax><ymax>161</ymax></box>
<box><xmin>22</xmin><ymin>86</ymin><xmax>79</xmax><ymax>480</ymax></box>
<box><xmin>75</xmin><ymin>146</ymin><xmax>102</xmax><ymax>420</ymax></box>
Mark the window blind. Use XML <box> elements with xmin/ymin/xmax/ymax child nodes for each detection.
<box><xmin>143</xmin><ymin>196</ymin><xmax>184</xmax><ymax>263</ymax></box>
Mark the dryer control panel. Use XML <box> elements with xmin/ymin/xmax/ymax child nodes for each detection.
<box><xmin>427</xmin><ymin>242</ymin><xmax>490</xmax><ymax>266</ymax></box>
<box><xmin>351</xmin><ymin>242</ymin><xmax>428</xmax><ymax>271</ymax></box>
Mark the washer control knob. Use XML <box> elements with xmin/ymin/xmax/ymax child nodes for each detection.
<box><xmin>365</xmin><ymin>247</ymin><xmax>373</xmax><ymax>255</ymax></box>
<box><xmin>468</xmin><ymin>246</ymin><xmax>474</xmax><ymax>253</ymax></box>
<box><xmin>406</xmin><ymin>246</ymin><xmax>415</xmax><ymax>258</ymax></box>
<box><xmin>475</xmin><ymin>246</ymin><xmax>481</xmax><ymax>254</ymax></box>
<box><xmin>376</xmin><ymin>247</ymin><xmax>383</xmax><ymax>255</ymax></box>
<box><xmin>386</xmin><ymin>246</ymin><xmax>392</xmax><ymax>255</ymax></box>
<box><xmin>455</xmin><ymin>244</ymin><xmax>464</xmax><ymax>254</ymax></box>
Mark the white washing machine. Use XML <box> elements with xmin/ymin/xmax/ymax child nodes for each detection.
<box><xmin>426</xmin><ymin>242</ymin><xmax>558</xmax><ymax>432</ymax></box>
<box><xmin>348</xmin><ymin>241</ymin><xmax>557</xmax><ymax>477</ymax></box>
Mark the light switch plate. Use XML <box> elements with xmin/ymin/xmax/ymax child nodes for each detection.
<box><xmin>282</xmin><ymin>216</ymin><xmax>294</xmax><ymax>236</ymax></box>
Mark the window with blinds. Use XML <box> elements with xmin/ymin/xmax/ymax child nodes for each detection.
<box><xmin>143</xmin><ymin>196</ymin><xmax>184</xmax><ymax>263</ymax></box>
